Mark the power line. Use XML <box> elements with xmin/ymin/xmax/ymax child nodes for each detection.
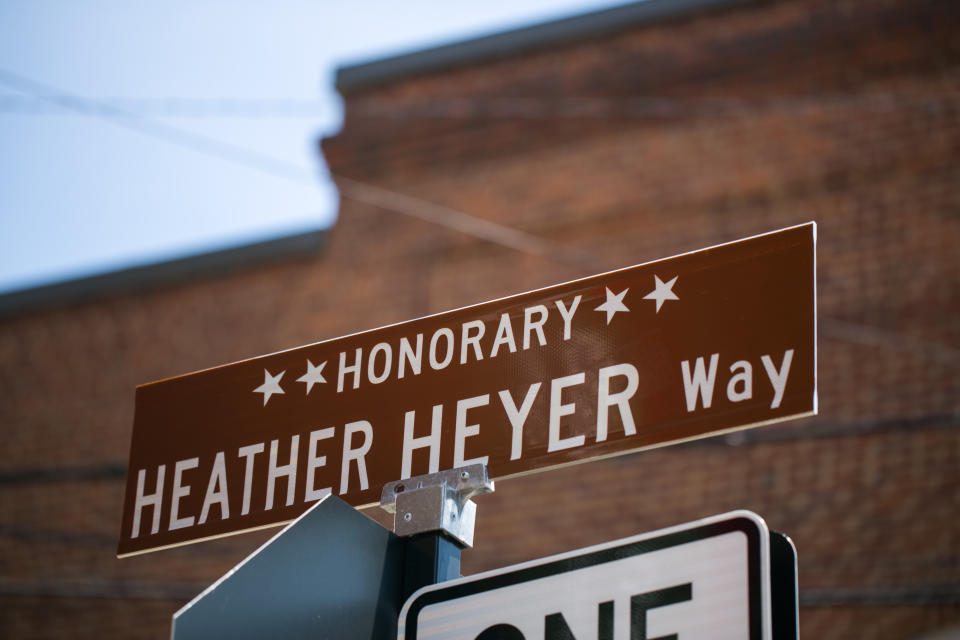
<box><xmin>3</xmin><ymin>91</ymin><xmax>954</xmax><ymax>119</ymax></box>
<box><xmin>0</xmin><ymin>67</ymin><xmax>591</xmax><ymax>269</ymax></box>
<box><xmin>0</xmin><ymin>95</ymin><xmax>332</xmax><ymax>118</ymax></box>
<box><xmin>335</xmin><ymin>176</ymin><xmax>600</xmax><ymax>270</ymax></box>
<box><xmin>0</xmin><ymin>68</ymin><xmax>314</xmax><ymax>184</ymax></box>
<box><xmin>0</xmin><ymin>67</ymin><xmax>956</xmax><ymax>367</ymax></box>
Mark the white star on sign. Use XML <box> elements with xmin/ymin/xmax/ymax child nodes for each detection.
<box><xmin>254</xmin><ymin>369</ymin><xmax>285</xmax><ymax>406</ymax></box>
<box><xmin>643</xmin><ymin>275</ymin><xmax>679</xmax><ymax>312</ymax></box>
<box><xmin>297</xmin><ymin>359</ymin><xmax>327</xmax><ymax>395</ymax></box>
<box><xmin>595</xmin><ymin>287</ymin><xmax>630</xmax><ymax>325</ymax></box>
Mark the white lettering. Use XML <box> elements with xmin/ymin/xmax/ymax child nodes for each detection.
<box><xmin>761</xmin><ymin>349</ymin><xmax>794</xmax><ymax>409</ymax></box>
<box><xmin>681</xmin><ymin>354</ymin><xmax>719</xmax><ymax>411</ymax></box>
<box><xmin>367</xmin><ymin>342</ymin><xmax>392</xmax><ymax>384</ymax></box>
<box><xmin>305</xmin><ymin>428</ymin><xmax>335</xmax><ymax>501</ymax></box>
<box><xmin>554</xmin><ymin>295</ymin><xmax>582</xmax><ymax>340</ymax></box>
<box><xmin>338</xmin><ymin>348</ymin><xmax>363</xmax><ymax>392</ymax></box>
<box><xmin>429</xmin><ymin>328</ymin><xmax>455</xmax><ymax>370</ymax></box>
<box><xmin>460</xmin><ymin>320</ymin><xmax>485</xmax><ymax>364</ymax></box>
<box><xmin>265</xmin><ymin>436</ymin><xmax>299</xmax><ymax>511</ymax></box>
<box><xmin>490</xmin><ymin>313</ymin><xmax>517</xmax><ymax>357</ymax></box>
<box><xmin>401</xmin><ymin>406</ymin><xmax>443</xmax><ymax>479</ymax></box>
<box><xmin>340</xmin><ymin>421</ymin><xmax>373</xmax><ymax>494</ymax></box>
<box><xmin>398</xmin><ymin>334</ymin><xmax>423</xmax><ymax>379</ymax></box>
<box><xmin>237</xmin><ymin>443</ymin><xmax>264</xmax><ymax>516</ymax></box>
<box><xmin>499</xmin><ymin>383</ymin><xmax>541</xmax><ymax>460</ymax></box>
<box><xmin>523</xmin><ymin>305</ymin><xmax>549</xmax><ymax>350</ymax></box>
<box><xmin>169</xmin><ymin>457</ymin><xmax>198</xmax><ymax>531</ymax></box>
<box><xmin>548</xmin><ymin>372</ymin><xmax>586</xmax><ymax>452</ymax></box>
<box><xmin>454</xmin><ymin>395</ymin><xmax>490</xmax><ymax>467</ymax></box>
<box><xmin>596</xmin><ymin>363</ymin><xmax>639</xmax><ymax>442</ymax></box>
<box><xmin>131</xmin><ymin>465</ymin><xmax>165</xmax><ymax>538</ymax></box>
<box><xmin>198</xmin><ymin>452</ymin><xmax>229</xmax><ymax>525</ymax></box>
<box><xmin>727</xmin><ymin>360</ymin><xmax>753</xmax><ymax>403</ymax></box>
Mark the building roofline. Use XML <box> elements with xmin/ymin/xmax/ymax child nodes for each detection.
<box><xmin>0</xmin><ymin>229</ymin><xmax>327</xmax><ymax>319</ymax></box>
<box><xmin>335</xmin><ymin>0</ymin><xmax>756</xmax><ymax>92</ymax></box>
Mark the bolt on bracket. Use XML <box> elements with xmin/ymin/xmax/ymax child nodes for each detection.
<box><xmin>380</xmin><ymin>463</ymin><xmax>495</xmax><ymax>548</ymax></box>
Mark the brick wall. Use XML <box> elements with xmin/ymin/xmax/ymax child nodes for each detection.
<box><xmin>1</xmin><ymin>0</ymin><xmax>958</xmax><ymax>637</ymax></box>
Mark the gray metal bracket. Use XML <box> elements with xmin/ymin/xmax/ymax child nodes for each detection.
<box><xmin>380</xmin><ymin>464</ymin><xmax>494</xmax><ymax>548</ymax></box>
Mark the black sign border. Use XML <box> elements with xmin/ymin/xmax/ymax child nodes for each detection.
<box><xmin>403</xmin><ymin>513</ymin><xmax>765</xmax><ymax>639</ymax></box>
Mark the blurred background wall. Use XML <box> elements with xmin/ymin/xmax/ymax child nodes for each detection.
<box><xmin>1</xmin><ymin>0</ymin><xmax>958</xmax><ymax>637</ymax></box>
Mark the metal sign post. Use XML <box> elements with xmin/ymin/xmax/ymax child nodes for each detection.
<box><xmin>380</xmin><ymin>463</ymin><xmax>496</xmax><ymax>601</ymax></box>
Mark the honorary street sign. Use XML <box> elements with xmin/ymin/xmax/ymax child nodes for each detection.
<box><xmin>119</xmin><ymin>223</ymin><xmax>816</xmax><ymax>556</ymax></box>
<box><xmin>400</xmin><ymin>511</ymin><xmax>773</xmax><ymax>640</ymax></box>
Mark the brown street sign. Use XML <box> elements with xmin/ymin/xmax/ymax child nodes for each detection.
<box><xmin>119</xmin><ymin>223</ymin><xmax>816</xmax><ymax>556</ymax></box>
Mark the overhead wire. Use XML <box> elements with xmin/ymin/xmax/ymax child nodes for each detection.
<box><xmin>0</xmin><ymin>94</ymin><xmax>331</xmax><ymax>118</ymax></box>
<box><xmin>0</xmin><ymin>66</ymin><xmax>956</xmax><ymax>366</ymax></box>
<box><xmin>0</xmin><ymin>67</ymin><xmax>593</xmax><ymax>270</ymax></box>
<box><xmin>2</xmin><ymin>88</ymin><xmax>955</xmax><ymax>118</ymax></box>
<box><xmin>334</xmin><ymin>176</ymin><xmax>600</xmax><ymax>270</ymax></box>
<box><xmin>0</xmin><ymin>68</ymin><xmax>313</xmax><ymax>184</ymax></box>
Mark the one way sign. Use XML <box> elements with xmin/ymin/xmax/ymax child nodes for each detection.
<box><xmin>400</xmin><ymin>511</ymin><xmax>793</xmax><ymax>640</ymax></box>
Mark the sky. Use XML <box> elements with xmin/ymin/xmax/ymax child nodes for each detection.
<box><xmin>0</xmin><ymin>0</ymin><xmax>630</xmax><ymax>294</ymax></box>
